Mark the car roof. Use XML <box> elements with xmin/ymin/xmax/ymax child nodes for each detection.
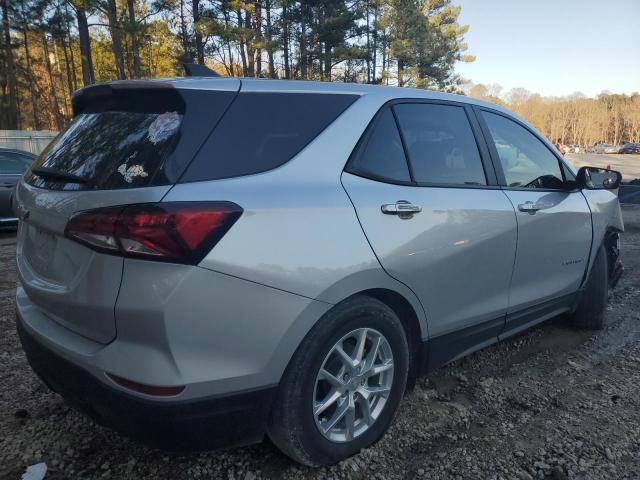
<box><xmin>75</xmin><ymin>76</ymin><xmax>537</xmax><ymax>136</ymax></box>
<box><xmin>90</xmin><ymin>76</ymin><xmax>514</xmax><ymax>116</ymax></box>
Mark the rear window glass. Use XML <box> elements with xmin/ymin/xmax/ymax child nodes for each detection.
<box><xmin>26</xmin><ymin>89</ymin><xmax>236</xmax><ymax>190</ymax></box>
<box><xmin>181</xmin><ymin>92</ymin><xmax>358</xmax><ymax>182</ymax></box>
<box><xmin>394</xmin><ymin>103</ymin><xmax>486</xmax><ymax>186</ymax></box>
<box><xmin>348</xmin><ymin>109</ymin><xmax>410</xmax><ymax>182</ymax></box>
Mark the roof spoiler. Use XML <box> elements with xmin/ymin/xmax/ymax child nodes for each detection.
<box><xmin>183</xmin><ymin>63</ymin><xmax>221</xmax><ymax>77</ymax></box>
<box><xmin>71</xmin><ymin>81</ymin><xmax>178</xmax><ymax>116</ymax></box>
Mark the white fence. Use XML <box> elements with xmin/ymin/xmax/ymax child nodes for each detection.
<box><xmin>0</xmin><ymin>130</ymin><xmax>58</xmax><ymax>155</ymax></box>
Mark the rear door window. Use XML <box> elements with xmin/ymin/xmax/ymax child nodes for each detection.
<box><xmin>347</xmin><ymin>109</ymin><xmax>410</xmax><ymax>182</ymax></box>
<box><xmin>181</xmin><ymin>92</ymin><xmax>358</xmax><ymax>182</ymax></box>
<box><xmin>26</xmin><ymin>88</ymin><xmax>237</xmax><ymax>190</ymax></box>
<box><xmin>393</xmin><ymin>103</ymin><xmax>486</xmax><ymax>186</ymax></box>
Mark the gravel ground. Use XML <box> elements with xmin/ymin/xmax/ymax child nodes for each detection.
<box><xmin>1</xmin><ymin>208</ymin><xmax>640</xmax><ymax>480</ymax></box>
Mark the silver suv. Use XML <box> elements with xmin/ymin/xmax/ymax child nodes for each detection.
<box><xmin>15</xmin><ymin>78</ymin><xmax>624</xmax><ymax>466</ymax></box>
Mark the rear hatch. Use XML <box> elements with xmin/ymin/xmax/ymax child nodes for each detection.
<box><xmin>15</xmin><ymin>79</ymin><xmax>240</xmax><ymax>343</ymax></box>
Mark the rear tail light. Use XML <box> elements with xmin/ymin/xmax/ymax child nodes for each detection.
<box><xmin>65</xmin><ymin>202</ymin><xmax>242</xmax><ymax>264</ymax></box>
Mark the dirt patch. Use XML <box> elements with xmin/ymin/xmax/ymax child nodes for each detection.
<box><xmin>1</xmin><ymin>210</ymin><xmax>640</xmax><ymax>480</ymax></box>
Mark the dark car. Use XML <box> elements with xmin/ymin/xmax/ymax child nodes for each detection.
<box><xmin>619</xmin><ymin>143</ymin><xmax>640</xmax><ymax>154</ymax></box>
<box><xmin>619</xmin><ymin>179</ymin><xmax>640</xmax><ymax>205</ymax></box>
<box><xmin>0</xmin><ymin>148</ymin><xmax>36</xmax><ymax>227</ymax></box>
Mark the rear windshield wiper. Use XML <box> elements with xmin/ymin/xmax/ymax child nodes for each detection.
<box><xmin>31</xmin><ymin>167</ymin><xmax>88</xmax><ymax>184</ymax></box>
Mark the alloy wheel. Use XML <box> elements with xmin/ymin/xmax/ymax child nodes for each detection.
<box><xmin>313</xmin><ymin>328</ymin><xmax>394</xmax><ymax>442</ymax></box>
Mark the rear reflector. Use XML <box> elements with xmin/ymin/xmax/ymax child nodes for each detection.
<box><xmin>107</xmin><ymin>373</ymin><xmax>185</xmax><ymax>397</ymax></box>
<box><xmin>65</xmin><ymin>202</ymin><xmax>242</xmax><ymax>264</ymax></box>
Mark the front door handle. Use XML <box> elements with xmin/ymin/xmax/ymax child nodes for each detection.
<box><xmin>381</xmin><ymin>200</ymin><xmax>422</xmax><ymax>218</ymax></box>
<box><xmin>517</xmin><ymin>201</ymin><xmax>542</xmax><ymax>214</ymax></box>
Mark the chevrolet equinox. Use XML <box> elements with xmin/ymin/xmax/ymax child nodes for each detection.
<box><xmin>14</xmin><ymin>78</ymin><xmax>624</xmax><ymax>466</ymax></box>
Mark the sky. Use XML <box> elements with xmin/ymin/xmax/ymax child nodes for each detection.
<box><xmin>454</xmin><ymin>0</ymin><xmax>640</xmax><ymax>98</ymax></box>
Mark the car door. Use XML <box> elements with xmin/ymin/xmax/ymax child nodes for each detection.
<box><xmin>476</xmin><ymin>108</ymin><xmax>592</xmax><ymax>333</ymax></box>
<box><xmin>342</xmin><ymin>101</ymin><xmax>518</xmax><ymax>366</ymax></box>
<box><xmin>0</xmin><ymin>151</ymin><xmax>33</xmax><ymax>221</ymax></box>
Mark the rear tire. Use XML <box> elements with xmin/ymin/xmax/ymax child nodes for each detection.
<box><xmin>267</xmin><ymin>295</ymin><xmax>409</xmax><ymax>466</ymax></box>
<box><xmin>571</xmin><ymin>244</ymin><xmax>608</xmax><ymax>330</ymax></box>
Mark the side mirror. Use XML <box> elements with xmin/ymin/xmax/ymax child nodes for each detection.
<box><xmin>576</xmin><ymin>166</ymin><xmax>622</xmax><ymax>190</ymax></box>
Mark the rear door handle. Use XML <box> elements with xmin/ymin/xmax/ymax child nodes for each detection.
<box><xmin>517</xmin><ymin>201</ymin><xmax>542</xmax><ymax>214</ymax></box>
<box><xmin>381</xmin><ymin>200</ymin><xmax>422</xmax><ymax>218</ymax></box>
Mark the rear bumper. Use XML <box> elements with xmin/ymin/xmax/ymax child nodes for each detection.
<box><xmin>17</xmin><ymin>314</ymin><xmax>276</xmax><ymax>450</ymax></box>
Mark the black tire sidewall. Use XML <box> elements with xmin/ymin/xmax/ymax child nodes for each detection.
<box><xmin>275</xmin><ymin>297</ymin><xmax>409</xmax><ymax>465</ymax></box>
<box><xmin>573</xmin><ymin>244</ymin><xmax>608</xmax><ymax>329</ymax></box>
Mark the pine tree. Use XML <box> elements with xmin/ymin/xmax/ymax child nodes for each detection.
<box><xmin>383</xmin><ymin>0</ymin><xmax>472</xmax><ymax>88</ymax></box>
<box><xmin>1</xmin><ymin>0</ymin><xmax>20</xmax><ymax>128</ymax></box>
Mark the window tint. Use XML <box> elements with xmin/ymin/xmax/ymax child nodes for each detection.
<box><xmin>349</xmin><ymin>109</ymin><xmax>410</xmax><ymax>182</ymax></box>
<box><xmin>481</xmin><ymin>111</ymin><xmax>565</xmax><ymax>189</ymax></box>
<box><xmin>182</xmin><ymin>92</ymin><xmax>358</xmax><ymax>182</ymax></box>
<box><xmin>26</xmin><ymin>89</ymin><xmax>237</xmax><ymax>191</ymax></box>
<box><xmin>0</xmin><ymin>152</ymin><xmax>32</xmax><ymax>174</ymax></box>
<box><xmin>30</xmin><ymin>111</ymin><xmax>183</xmax><ymax>189</ymax></box>
<box><xmin>394</xmin><ymin>104</ymin><xmax>486</xmax><ymax>186</ymax></box>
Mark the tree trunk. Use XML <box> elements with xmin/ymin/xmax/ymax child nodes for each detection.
<box><xmin>75</xmin><ymin>5</ymin><xmax>95</xmax><ymax>85</ymax></box>
<box><xmin>42</xmin><ymin>32</ymin><xmax>64</xmax><ymax>130</ymax></box>
<box><xmin>381</xmin><ymin>30</ymin><xmax>387</xmax><ymax>85</ymax></box>
<box><xmin>254</xmin><ymin>1</ymin><xmax>262</xmax><ymax>76</ymax></box>
<box><xmin>299</xmin><ymin>5</ymin><xmax>307</xmax><ymax>79</ymax></box>
<box><xmin>126</xmin><ymin>0</ymin><xmax>141</xmax><ymax>77</ymax></box>
<box><xmin>372</xmin><ymin>4</ymin><xmax>378</xmax><ymax>83</ymax></box>
<box><xmin>20</xmin><ymin>20</ymin><xmax>40</xmax><ymax>129</ymax></box>
<box><xmin>244</xmin><ymin>8</ymin><xmax>255</xmax><ymax>76</ymax></box>
<box><xmin>236</xmin><ymin>9</ymin><xmax>247</xmax><ymax>75</ymax></box>
<box><xmin>282</xmin><ymin>0</ymin><xmax>290</xmax><ymax>79</ymax></box>
<box><xmin>192</xmin><ymin>0</ymin><xmax>204</xmax><ymax>63</ymax></box>
<box><xmin>61</xmin><ymin>34</ymin><xmax>75</xmax><ymax>107</ymax></box>
<box><xmin>1</xmin><ymin>0</ymin><xmax>18</xmax><ymax>128</ymax></box>
<box><xmin>179</xmin><ymin>0</ymin><xmax>189</xmax><ymax>58</ymax></box>
<box><xmin>323</xmin><ymin>42</ymin><xmax>331</xmax><ymax>81</ymax></box>
<box><xmin>106</xmin><ymin>0</ymin><xmax>126</xmax><ymax>79</ymax></box>
<box><xmin>222</xmin><ymin>9</ymin><xmax>234</xmax><ymax>75</ymax></box>
<box><xmin>64</xmin><ymin>2</ymin><xmax>78</xmax><ymax>91</ymax></box>
<box><xmin>265</xmin><ymin>0</ymin><xmax>275</xmax><ymax>78</ymax></box>
<box><xmin>52</xmin><ymin>40</ymin><xmax>70</xmax><ymax>119</ymax></box>
<box><xmin>365</xmin><ymin>0</ymin><xmax>370</xmax><ymax>83</ymax></box>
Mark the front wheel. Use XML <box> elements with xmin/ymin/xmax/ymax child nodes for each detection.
<box><xmin>571</xmin><ymin>244</ymin><xmax>608</xmax><ymax>330</ymax></box>
<box><xmin>267</xmin><ymin>296</ymin><xmax>409</xmax><ymax>466</ymax></box>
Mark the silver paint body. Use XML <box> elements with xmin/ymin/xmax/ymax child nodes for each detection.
<box><xmin>14</xmin><ymin>79</ymin><xmax>623</xmax><ymax>401</ymax></box>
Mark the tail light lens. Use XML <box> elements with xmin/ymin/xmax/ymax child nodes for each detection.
<box><xmin>65</xmin><ymin>202</ymin><xmax>242</xmax><ymax>264</ymax></box>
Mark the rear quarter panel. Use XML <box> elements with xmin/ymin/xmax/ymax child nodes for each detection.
<box><xmin>163</xmin><ymin>90</ymin><xmax>430</xmax><ymax>339</ymax></box>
